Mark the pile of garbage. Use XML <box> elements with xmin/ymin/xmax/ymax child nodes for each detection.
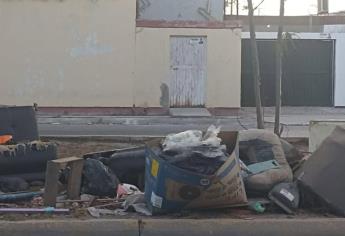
<box><xmin>1</xmin><ymin>107</ymin><xmax>345</xmax><ymax>218</ymax></box>
<box><xmin>70</xmin><ymin>125</ymin><xmax>345</xmax><ymax>217</ymax></box>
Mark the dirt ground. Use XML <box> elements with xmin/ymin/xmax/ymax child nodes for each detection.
<box><xmin>0</xmin><ymin>137</ymin><xmax>324</xmax><ymax>221</ymax></box>
<box><xmin>42</xmin><ymin>137</ymin><xmax>309</xmax><ymax>159</ymax></box>
<box><xmin>41</xmin><ymin>137</ymin><xmax>138</xmax><ymax>158</ymax></box>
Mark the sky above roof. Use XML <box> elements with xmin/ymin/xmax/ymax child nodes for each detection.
<box><xmin>234</xmin><ymin>0</ymin><xmax>345</xmax><ymax>16</ymax></box>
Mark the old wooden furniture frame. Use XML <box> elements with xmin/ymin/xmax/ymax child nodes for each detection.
<box><xmin>44</xmin><ymin>157</ymin><xmax>84</xmax><ymax>206</ymax></box>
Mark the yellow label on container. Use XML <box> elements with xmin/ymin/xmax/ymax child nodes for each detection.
<box><xmin>151</xmin><ymin>159</ymin><xmax>159</xmax><ymax>177</ymax></box>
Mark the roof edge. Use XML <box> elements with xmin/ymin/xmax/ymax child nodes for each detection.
<box><xmin>136</xmin><ymin>20</ymin><xmax>242</xmax><ymax>29</ymax></box>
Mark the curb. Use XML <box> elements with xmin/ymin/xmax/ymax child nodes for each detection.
<box><xmin>0</xmin><ymin>218</ymin><xmax>345</xmax><ymax>236</ymax></box>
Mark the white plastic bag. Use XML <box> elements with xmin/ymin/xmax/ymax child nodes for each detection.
<box><xmin>162</xmin><ymin>125</ymin><xmax>222</xmax><ymax>152</ymax></box>
<box><xmin>202</xmin><ymin>125</ymin><xmax>222</xmax><ymax>147</ymax></box>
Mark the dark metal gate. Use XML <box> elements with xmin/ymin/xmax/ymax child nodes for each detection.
<box><xmin>241</xmin><ymin>39</ymin><xmax>335</xmax><ymax>107</ymax></box>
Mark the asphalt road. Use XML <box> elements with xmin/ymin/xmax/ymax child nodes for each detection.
<box><xmin>1</xmin><ymin>219</ymin><xmax>345</xmax><ymax>236</ymax></box>
<box><xmin>38</xmin><ymin>122</ymin><xmax>306</xmax><ymax>138</ymax></box>
<box><xmin>38</xmin><ymin>123</ymin><xmax>249</xmax><ymax>137</ymax></box>
<box><xmin>37</xmin><ymin>107</ymin><xmax>345</xmax><ymax>138</ymax></box>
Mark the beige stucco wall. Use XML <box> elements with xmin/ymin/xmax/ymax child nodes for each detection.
<box><xmin>0</xmin><ymin>0</ymin><xmax>136</xmax><ymax>106</ymax></box>
<box><xmin>134</xmin><ymin>27</ymin><xmax>242</xmax><ymax>108</ymax></box>
<box><xmin>0</xmin><ymin>0</ymin><xmax>241</xmax><ymax>108</ymax></box>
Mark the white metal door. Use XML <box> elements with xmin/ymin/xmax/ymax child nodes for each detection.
<box><xmin>170</xmin><ymin>36</ymin><xmax>207</xmax><ymax>107</ymax></box>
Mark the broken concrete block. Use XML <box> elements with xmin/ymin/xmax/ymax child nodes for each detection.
<box><xmin>297</xmin><ymin>126</ymin><xmax>345</xmax><ymax>216</ymax></box>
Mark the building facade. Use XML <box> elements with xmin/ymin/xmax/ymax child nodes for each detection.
<box><xmin>0</xmin><ymin>0</ymin><xmax>242</xmax><ymax>113</ymax></box>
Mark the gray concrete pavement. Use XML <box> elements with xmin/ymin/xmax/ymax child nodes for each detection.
<box><xmin>37</xmin><ymin>107</ymin><xmax>345</xmax><ymax>138</ymax></box>
<box><xmin>1</xmin><ymin>218</ymin><xmax>345</xmax><ymax>236</ymax></box>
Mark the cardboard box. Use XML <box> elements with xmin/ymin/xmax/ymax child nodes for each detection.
<box><xmin>145</xmin><ymin>131</ymin><xmax>248</xmax><ymax>214</ymax></box>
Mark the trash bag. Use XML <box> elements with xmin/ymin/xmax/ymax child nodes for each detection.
<box><xmin>100</xmin><ymin>148</ymin><xmax>146</xmax><ymax>191</ymax></box>
<box><xmin>159</xmin><ymin>126</ymin><xmax>228</xmax><ymax>175</ymax></box>
<box><xmin>82</xmin><ymin>159</ymin><xmax>120</xmax><ymax>197</ymax></box>
<box><xmin>239</xmin><ymin>130</ymin><xmax>293</xmax><ymax>196</ymax></box>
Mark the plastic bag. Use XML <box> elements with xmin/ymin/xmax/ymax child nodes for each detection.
<box><xmin>160</xmin><ymin>125</ymin><xmax>227</xmax><ymax>175</ymax></box>
<box><xmin>162</xmin><ymin>125</ymin><xmax>221</xmax><ymax>152</ymax></box>
<box><xmin>82</xmin><ymin>159</ymin><xmax>120</xmax><ymax>197</ymax></box>
<box><xmin>202</xmin><ymin>125</ymin><xmax>222</xmax><ymax>146</ymax></box>
<box><xmin>162</xmin><ymin>130</ymin><xmax>202</xmax><ymax>151</ymax></box>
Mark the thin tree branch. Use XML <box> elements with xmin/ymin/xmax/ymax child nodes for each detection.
<box><xmin>253</xmin><ymin>0</ymin><xmax>265</xmax><ymax>11</ymax></box>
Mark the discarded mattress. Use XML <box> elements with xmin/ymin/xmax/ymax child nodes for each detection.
<box><xmin>296</xmin><ymin>126</ymin><xmax>345</xmax><ymax>216</ymax></box>
<box><xmin>239</xmin><ymin>130</ymin><xmax>293</xmax><ymax>195</ymax></box>
<box><xmin>145</xmin><ymin>130</ymin><xmax>247</xmax><ymax>215</ymax></box>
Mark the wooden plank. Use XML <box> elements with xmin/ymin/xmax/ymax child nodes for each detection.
<box><xmin>67</xmin><ymin>159</ymin><xmax>84</xmax><ymax>200</ymax></box>
<box><xmin>44</xmin><ymin>157</ymin><xmax>84</xmax><ymax>206</ymax></box>
<box><xmin>44</xmin><ymin>161</ymin><xmax>60</xmax><ymax>206</ymax></box>
<box><xmin>53</xmin><ymin>156</ymin><xmax>82</xmax><ymax>164</ymax></box>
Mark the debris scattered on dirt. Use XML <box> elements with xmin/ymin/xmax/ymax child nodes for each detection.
<box><xmin>0</xmin><ymin>116</ymin><xmax>343</xmax><ymax>220</ymax></box>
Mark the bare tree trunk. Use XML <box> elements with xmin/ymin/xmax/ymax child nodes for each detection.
<box><xmin>247</xmin><ymin>0</ymin><xmax>264</xmax><ymax>129</ymax></box>
<box><xmin>236</xmin><ymin>0</ymin><xmax>239</xmax><ymax>17</ymax></box>
<box><xmin>274</xmin><ymin>0</ymin><xmax>285</xmax><ymax>136</ymax></box>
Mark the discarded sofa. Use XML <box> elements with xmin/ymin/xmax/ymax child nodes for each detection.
<box><xmin>239</xmin><ymin>130</ymin><xmax>293</xmax><ymax>196</ymax></box>
<box><xmin>0</xmin><ymin>106</ymin><xmax>39</xmax><ymax>142</ymax></box>
<box><xmin>0</xmin><ymin>106</ymin><xmax>57</xmax><ymax>183</ymax></box>
<box><xmin>296</xmin><ymin>126</ymin><xmax>345</xmax><ymax>216</ymax></box>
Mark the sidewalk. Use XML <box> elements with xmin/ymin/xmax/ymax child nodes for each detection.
<box><xmin>37</xmin><ymin>107</ymin><xmax>345</xmax><ymax>138</ymax></box>
<box><xmin>1</xmin><ymin>218</ymin><xmax>345</xmax><ymax>236</ymax></box>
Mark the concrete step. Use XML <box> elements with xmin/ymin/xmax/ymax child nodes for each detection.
<box><xmin>169</xmin><ymin>108</ymin><xmax>212</xmax><ymax>117</ymax></box>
